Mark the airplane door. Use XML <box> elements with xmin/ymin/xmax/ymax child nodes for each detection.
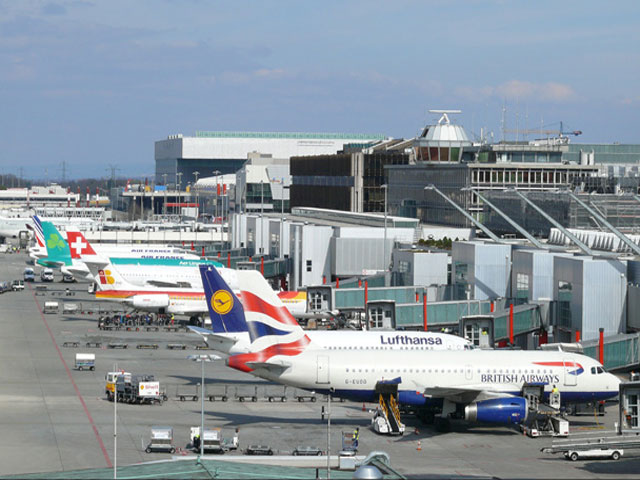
<box><xmin>465</xmin><ymin>365</ymin><xmax>473</xmax><ymax>381</ymax></box>
<box><xmin>316</xmin><ymin>355</ymin><xmax>330</xmax><ymax>384</ymax></box>
<box><xmin>563</xmin><ymin>357</ymin><xmax>578</xmax><ymax>387</ymax></box>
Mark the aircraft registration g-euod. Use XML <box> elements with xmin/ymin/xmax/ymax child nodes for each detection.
<box><xmin>191</xmin><ymin>264</ymin><xmax>473</xmax><ymax>355</ymax></box>
<box><xmin>201</xmin><ymin>265</ymin><xmax>620</xmax><ymax>429</ymax></box>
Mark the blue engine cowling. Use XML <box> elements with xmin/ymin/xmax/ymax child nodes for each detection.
<box><xmin>464</xmin><ymin>397</ymin><xmax>528</xmax><ymax>424</ymax></box>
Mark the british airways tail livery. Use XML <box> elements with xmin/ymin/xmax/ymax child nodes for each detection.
<box><xmin>196</xmin><ymin>265</ymin><xmax>473</xmax><ymax>355</ymax></box>
<box><xmin>200</xmin><ymin>264</ymin><xmax>620</xmax><ymax>429</ymax></box>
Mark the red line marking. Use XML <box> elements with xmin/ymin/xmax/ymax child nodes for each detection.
<box><xmin>30</xmin><ymin>285</ymin><xmax>112</xmax><ymax>467</ymax></box>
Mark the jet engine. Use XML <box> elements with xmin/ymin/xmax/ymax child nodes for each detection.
<box><xmin>464</xmin><ymin>397</ymin><xmax>528</xmax><ymax>424</ymax></box>
<box><xmin>131</xmin><ymin>294</ymin><xmax>170</xmax><ymax>310</ymax></box>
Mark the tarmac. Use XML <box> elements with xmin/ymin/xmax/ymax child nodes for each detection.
<box><xmin>1</xmin><ymin>251</ymin><xmax>639</xmax><ymax>479</ymax></box>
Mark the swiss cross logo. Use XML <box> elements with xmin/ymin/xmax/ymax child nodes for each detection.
<box><xmin>66</xmin><ymin>232</ymin><xmax>96</xmax><ymax>258</ymax></box>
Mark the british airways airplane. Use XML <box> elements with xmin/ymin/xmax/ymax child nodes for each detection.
<box><xmin>193</xmin><ymin>266</ymin><xmax>473</xmax><ymax>355</ymax></box>
<box><xmin>200</xmin><ymin>265</ymin><xmax>620</xmax><ymax>429</ymax></box>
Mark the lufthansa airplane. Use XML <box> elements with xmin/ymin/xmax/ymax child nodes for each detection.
<box><xmin>200</xmin><ymin>265</ymin><xmax>620</xmax><ymax>429</ymax></box>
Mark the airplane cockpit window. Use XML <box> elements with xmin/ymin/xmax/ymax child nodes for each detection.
<box><xmin>591</xmin><ymin>367</ymin><xmax>596</xmax><ymax>374</ymax></box>
<box><xmin>597</xmin><ymin>366</ymin><xmax>604</xmax><ymax>374</ymax></box>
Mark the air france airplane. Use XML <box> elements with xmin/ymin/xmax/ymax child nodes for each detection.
<box><xmin>193</xmin><ymin>265</ymin><xmax>473</xmax><ymax>355</ymax></box>
<box><xmin>201</xmin><ymin>265</ymin><xmax>620</xmax><ymax>429</ymax></box>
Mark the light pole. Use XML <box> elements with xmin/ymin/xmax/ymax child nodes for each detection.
<box><xmin>381</xmin><ymin>184</ymin><xmax>388</xmax><ymax>272</ymax></box>
<box><xmin>193</xmin><ymin>171</ymin><xmax>200</xmax><ymax>220</ymax></box>
<box><xmin>162</xmin><ymin>174</ymin><xmax>167</xmax><ymax>217</ymax></box>
<box><xmin>260</xmin><ymin>179</ymin><xmax>264</xmax><ymax>255</ymax></box>
<box><xmin>188</xmin><ymin>354</ymin><xmax>221</xmax><ymax>458</ymax></box>
<box><xmin>176</xmin><ymin>172</ymin><xmax>183</xmax><ymax>219</ymax></box>
<box><xmin>281</xmin><ymin>181</ymin><xmax>289</xmax><ymax>259</ymax></box>
<box><xmin>212</xmin><ymin>170</ymin><xmax>220</xmax><ymax>224</ymax></box>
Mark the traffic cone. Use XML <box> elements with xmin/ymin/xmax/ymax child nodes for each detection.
<box><xmin>417</xmin><ymin>441</ymin><xmax>422</xmax><ymax>451</ymax></box>
<box><xmin>362</xmin><ymin>402</ymin><xmax>366</xmax><ymax>411</ymax></box>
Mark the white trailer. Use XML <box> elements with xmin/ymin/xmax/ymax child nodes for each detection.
<box><xmin>75</xmin><ymin>353</ymin><xmax>95</xmax><ymax>371</ymax></box>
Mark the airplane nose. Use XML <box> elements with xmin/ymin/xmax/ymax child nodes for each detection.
<box><xmin>608</xmin><ymin>374</ymin><xmax>621</xmax><ymax>391</ymax></box>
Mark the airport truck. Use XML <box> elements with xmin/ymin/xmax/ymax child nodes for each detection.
<box><xmin>105</xmin><ymin>371</ymin><xmax>131</xmax><ymax>400</ymax></box>
<box><xmin>115</xmin><ymin>374</ymin><xmax>164</xmax><ymax>404</ymax></box>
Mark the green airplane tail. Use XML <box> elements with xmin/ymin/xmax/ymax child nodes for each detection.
<box><xmin>41</xmin><ymin>221</ymin><xmax>72</xmax><ymax>267</ymax></box>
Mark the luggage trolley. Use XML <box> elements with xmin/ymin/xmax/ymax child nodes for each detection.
<box><xmin>145</xmin><ymin>426</ymin><xmax>176</xmax><ymax>453</ymax></box>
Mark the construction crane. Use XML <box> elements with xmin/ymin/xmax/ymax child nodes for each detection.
<box><xmin>504</xmin><ymin>121</ymin><xmax>582</xmax><ymax>139</ymax></box>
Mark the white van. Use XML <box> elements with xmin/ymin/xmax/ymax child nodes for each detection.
<box><xmin>41</xmin><ymin>268</ymin><xmax>54</xmax><ymax>282</ymax></box>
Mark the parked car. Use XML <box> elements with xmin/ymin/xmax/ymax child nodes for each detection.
<box><xmin>244</xmin><ymin>445</ymin><xmax>273</xmax><ymax>456</ymax></box>
<box><xmin>12</xmin><ymin>280</ymin><xmax>24</xmax><ymax>291</ymax></box>
<box><xmin>23</xmin><ymin>268</ymin><xmax>35</xmax><ymax>282</ymax></box>
<box><xmin>565</xmin><ymin>449</ymin><xmax>623</xmax><ymax>461</ymax></box>
<box><xmin>62</xmin><ymin>274</ymin><xmax>76</xmax><ymax>283</ymax></box>
<box><xmin>41</xmin><ymin>268</ymin><xmax>54</xmax><ymax>282</ymax></box>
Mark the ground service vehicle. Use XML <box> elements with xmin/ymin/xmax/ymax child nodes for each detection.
<box><xmin>115</xmin><ymin>374</ymin><xmax>163</xmax><ymax>404</ymax></box>
<box><xmin>146</xmin><ymin>426</ymin><xmax>175</xmax><ymax>453</ymax></box>
<box><xmin>41</xmin><ymin>268</ymin><xmax>54</xmax><ymax>282</ymax></box>
<box><xmin>245</xmin><ymin>445</ymin><xmax>273</xmax><ymax>455</ymax></box>
<box><xmin>105</xmin><ymin>371</ymin><xmax>131</xmax><ymax>400</ymax></box>
<box><xmin>23</xmin><ymin>268</ymin><xmax>35</xmax><ymax>282</ymax></box>
<box><xmin>12</xmin><ymin>280</ymin><xmax>24</xmax><ymax>291</ymax></box>
<box><xmin>565</xmin><ymin>449</ymin><xmax>623</xmax><ymax>461</ymax></box>
<box><xmin>75</xmin><ymin>353</ymin><xmax>95</xmax><ymax>371</ymax></box>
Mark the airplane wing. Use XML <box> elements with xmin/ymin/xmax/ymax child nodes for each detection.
<box><xmin>423</xmin><ymin>385</ymin><xmax>519</xmax><ymax>404</ymax></box>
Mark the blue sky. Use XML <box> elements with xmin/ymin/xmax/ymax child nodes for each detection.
<box><xmin>1</xmin><ymin>1</ymin><xmax>639</xmax><ymax>180</ymax></box>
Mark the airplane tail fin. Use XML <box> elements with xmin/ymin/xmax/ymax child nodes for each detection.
<box><xmin>31</xmin><ymin>215</ymin><xmax>46</xmax><ymax>248</ymax></box>
<box><xmin>65</xmin><ymin>230</ymin><xmax>98</xmax><ymax>259</ymax></box>
<box><xmin>199</xmin><ymin>264</ymin><xmax>248</xmax><ymax>334</ymax></box>
<box><xmin>40</xmin><ymin>221</ymin><xmax>72</xmax><ymax>267</ymax></box>
<box><xmin>93</xmin><ymin>263</ymin><xmax>136</xmax><ymax>291</ymax></box>
<box><xmin>199</xmin><ymin>264</ymin><xmax>311</xmax><ymax>367</ymax></box>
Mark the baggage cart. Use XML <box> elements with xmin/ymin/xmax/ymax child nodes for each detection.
<box><xmin>191</xmin><ymin>427</ymin><xmax>225</xmax><ymax>454</ymax></box>
<box><xmin>176</xmin><ymin>384</ymin><xmax>199</xmax><ymax>402</ymax></box>
<box><xmin>75</xmin><ymin>353</ymin><xmax>95</xmax><ymax>371</ymax></box>
<box><xmin>234</xmin><ymin>385</ymin><xmax>258</xmax><ymax>402</ymax></box>
<box><xmin>205</xmin><ymin>384</ymin><xmax>229</xmax><ymax>402</ymax></box>
<box><xmin>63</xmin><ymin>303</ymin><xmax>78</xmax><ymax>314</ymax></box>
<box><xmin>43</xmin><ymin>301</ymin><xmax>58</xmax><ymax>314</ymax></box>
<box><xmin>263</xmin><ymin>385</ymin><xmax>288</xmax><ymax>402</ymax></box>
<box><xmin>145</xmin><ymin>426</ymin><xmax>175</xmax><ymax>454</ymax></box>
<box><xmin>293</xmin><ymin>388</ymin><xmax>317</xmax><ymax>402</ymax></box>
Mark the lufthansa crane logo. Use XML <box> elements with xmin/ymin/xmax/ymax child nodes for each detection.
<box><xmin>211</xmin><ymin>290</ymin><xmax>233</xmax><ymax>314</ymax></box>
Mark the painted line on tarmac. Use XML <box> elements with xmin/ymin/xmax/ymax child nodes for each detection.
<box><xmin>30</xmin><ymin>284</ymin><xmax>113</xmax><ymax>468</ymax></box>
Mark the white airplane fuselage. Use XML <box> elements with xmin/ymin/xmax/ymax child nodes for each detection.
<box><xmin>231</xmin><ymin>347</ymin><xmax>620</xmax><ymax>407</ymax></box>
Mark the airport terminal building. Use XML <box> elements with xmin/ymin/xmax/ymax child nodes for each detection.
<box><xmin>155</xmin><ymin>131</ymin><xmax>387</xmax><ymax>187</ymax></box>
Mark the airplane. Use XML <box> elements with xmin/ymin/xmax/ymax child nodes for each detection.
<box><xmin>200</xmin><ymin>264</ymin><xmax>621</xmax><ymax>431</ymax></box>
<box><xmin>35</xmin><ymin>220</ymin><xmax>223</xmax><ymax>285</ymax></box>
<box><xmin>191</xmin><ymin>264</ymin><xmax>473</xmax><ymax>355</ymax></box>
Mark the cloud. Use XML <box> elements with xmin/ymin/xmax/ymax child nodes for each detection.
<box><xmin>455</xmin><ymin>80</ymin><xmax>577</xmax><ymax>103</ymax></box>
